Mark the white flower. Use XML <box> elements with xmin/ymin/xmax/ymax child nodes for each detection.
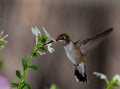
<box><xmin>0</xmin><ymin>31</ymin><xmax>8</xmax><ymax>49</ymax></box>
<box><xmin>112</xmin><ymin>74</ymin><xmax>120</xmax><ymax>86</ymax></box>
<box><xmin>93</xmin><ymin>72</ymin><xmax>107</xmax><ymax>79</ymax></box>
<box><xmin>31</xmin><ymin>26</ymin><xmax>42</xmax><ymax>45</ymax></box>
<box><xmin>31</xmin><ymin>26</ymin><xmax>41</xmax><ymax>37</ymax></box>
<box><xmin>0</xmin><ymin>31</ymin><xmax>8</xmax><ymax>42</ymax></box>
<box><xmin>47</xmin><ymin>43</ymin><xmax>55</xmax><ymax>53</ymax></box>
<box><xmin>115</xmin><ymin>74</ymin><xmax>120</xmax><ymax>82</ymax></box>
<box><xmin>38</xmin><ymin>51</ymin><xmax>46</xmax><ymax>55</ymax></box>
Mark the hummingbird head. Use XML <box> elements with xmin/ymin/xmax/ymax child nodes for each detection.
<box><xmin>56</xmin><ymin>33</ymin><xmax>70</xmax><ymax>45</ymax></box>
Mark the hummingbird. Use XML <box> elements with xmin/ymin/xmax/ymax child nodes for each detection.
<box><xmin>55</xmin><ymin>28</ymin><xmax>113</xmax><ymax>82</ymax></box>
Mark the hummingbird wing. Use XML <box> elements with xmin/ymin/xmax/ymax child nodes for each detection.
<box><xmin>74</xmin><ymin>28</ymin><xmax>113</xmax><ymax>56</ymax></box>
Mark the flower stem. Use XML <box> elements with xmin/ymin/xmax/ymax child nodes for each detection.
<box><xmin>105</xmin><ymin>84</ymin><xmax>113</xmax><ymax>89</ymax></box>
<box><xmin>18</xmin><ymin>47</ymin><xmax>38</xmax><ymax>89</ymax></box>
<box><xmin>105</xmin><ymin>80</ymin><xmax>116</xmax><ymax>89</ymax></box>
<box><xmin>105</xmin><ymin>78</ymin><xmax>109</xmax><ymax>85</ymax></box>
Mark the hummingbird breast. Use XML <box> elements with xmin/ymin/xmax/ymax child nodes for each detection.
<box><xmin>64</xmin><ymin>42</ymin><xmax>83</xmax><ymax>65</ymax></box>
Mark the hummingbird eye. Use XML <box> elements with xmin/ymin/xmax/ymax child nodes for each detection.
<box><xmin>61</xmin><ymin>37</ymin><xmax>64</xmax><ymax>40</ymax></box>
<box><xmin>61</xmin><ymin>36</ymin><xmax>66</xmax><ymax>40</ymax></box>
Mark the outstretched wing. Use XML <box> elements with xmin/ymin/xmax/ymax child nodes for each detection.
<box><xmin>74</xmin><ymin>28</ymin><xmax>113</xmax><ymax>56</ymax></box>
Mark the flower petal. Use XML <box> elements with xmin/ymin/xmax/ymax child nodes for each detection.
<box><xmin>113</xmin><ymin>74</ymin><xmax>120</xmax><ymax>82</ymax></box>
<box><xmin>42</xmin><ymin>27</ymin><xmax>51</xmax><ymax>38</ymax></box>
<box><xmin>0</xmin><ymin>31</ymin><xmax>4</xmax><ymax>38</ymax></box>
<box><xmin>47</xmin><ymin>43</ymin><xmax>55</xmax><ymax>53</ymax></box>
<box><xmin>115</xmin><ymin>74</ymin><xmax>120</xmax><ymax>82</ymax></box>
<box><xmin>38</xmin><ymin>51</ymin><xmax>46</xmax><ymax>55</ymax></box>
<box><xmin>0</xmin><ymin>31</ymin><xmax>8</xmax><ymax>50</ymax></box>
<box><xmin>2</xmin><ymin>34</ymin><xmax>8</xmax><ymax>40</ymax></box>
<box><xmin>31</xmin><ymin>26</ymin><xmax>41</xmax><ymax>36</ymax></box>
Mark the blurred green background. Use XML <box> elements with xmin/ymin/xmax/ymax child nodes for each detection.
<box><xmin>0</xmin><ymin>0</ymin><xmax>119</xmax><ymax>89</ymax></box>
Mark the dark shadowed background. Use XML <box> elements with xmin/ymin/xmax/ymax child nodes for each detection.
<box><xmin>0</xmin><ymin>0</ymin><xmax>120</xmax><ymax>89</ymax></box>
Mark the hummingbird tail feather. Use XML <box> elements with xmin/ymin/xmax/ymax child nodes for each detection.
<box><xmin>74</xmin><ymin>63</ymin><xmax>87</xmax><ymax>82</ymax></box>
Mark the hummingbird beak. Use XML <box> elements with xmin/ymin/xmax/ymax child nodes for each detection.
<box><xmin>46</xmin><ymin>40</ymin><xmax>54</xmax><ymax>44</ymax></box>
<box><xmin>56</xmin><ymin>38</ymin><xmax>59</xmax><ymax>41</ymax></box>
<box><xmin>56</xmin><ymin>38</ymin><xmax>63</xmax><ymax>42</ymax></box>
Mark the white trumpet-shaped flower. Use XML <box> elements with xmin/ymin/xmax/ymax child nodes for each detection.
<box><xmin>38</xmin><ymin>51</ymin><xmax>46</xmax><ymax>55</ymax></box>
<box><xmin>32</xmin><ymin>26</ymin><xmax>41</xmax><ymax>45</ymax></box>
<box><xmin>47</xmin><ymin>43</ymin><xmax>55</xmax><ymax>53</ymax></box>
<box><xmin>93</xmin><ymin>72</ymin><xmax>107</xmax><ymax>79</ymax></box>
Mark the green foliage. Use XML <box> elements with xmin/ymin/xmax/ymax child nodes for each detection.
<box><xmin>24</xmin><ymin>83</ymin><xmax>31</xmax><ymax>89</ymax></box>
<box><xmin>50</xmin><ymin>84</ymin><xmax>59</xmax><ymax>89</ymax></box>
<box><xmin>28</xmin><ymin>65</ymin><xmax>39</xmax><ymax>70</ymax></box>
<box><xmin>11</xmin><ymin>83</ymin><xmax>19</xmax><ymax>88</ymax></box>
<box><xmin>16</xmin><ymin>70</ymin><xmax>21</xmax><ymax>79</ymax></box>
<box><xmin>22</xmin><ymin>58</ymin><xmax>28</xmax><ymax>71</ymax></box>
<box><xmin>39</xmin><ymin>34</ymin><xmax>48</xmax><ymax>44</ymax></box>
<box><xmin>39</xmin><ymin>46</ymin><xmax>46</xmax><ymax>51</ymax></box>
<box><xmin>0</xmin><ymin>40</ymin><xmax>5</xmax><ymax>46</ymax></box>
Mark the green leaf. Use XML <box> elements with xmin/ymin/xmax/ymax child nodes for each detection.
<box><xmin>10</xmin><ymin>82</ymin><xmax>19</xmax><ymax>88</ymax></box>
<box><xmin>28</xmin><ymin>65</ymin><xmax>39</xmax><ymax>70</ymax></box>
<box><xmin>31</xmin><ymin>49</ymin><xmax>38</xmax><ymax>57</ymax></box>
<box><xmin>50</xmin><ymin>84</ymin><xmax>58</xmax><ymax>89</ymax></box>
<box><xmin>39</xmin><ymin>46</ymin><xmax>46</xmax><ymax>51</ymax></box>
<box><xmin>32</xmin><ymin>52</ymin><xmax>37</xmax><ymax>57</ymax></box>
<box><xmin>22</xmin><ymin>58</ymin><xmax>28</xmax><ymax>70</ymax></box>
<box><xmin>25</xmin><ymin>83</ymin><xmax>31</xmax><ymax>89</ymax></box>
<box><xmin>16</xmin><ymin>70</ymin><xmax>21</xmax><ymax>79</ymax></box>
<box><xmin>0</xmin><ymin>40</ymin><xmax>5</xmax><ymax>46</ymax></box>
<box><xmin>0</xmin><ymin>60</ymin><xmax>3</xmax><ymax>70</ymax></box>
<box><xmin>39</xmin><ymin>34</ymin><xmax>48</xmax><ymax>43</ymax></box>
<box><xmin>21</xmin><ymin>83</ymin><xmax>26</xmax><ymax>89</ymax></box>
<box><xmin>21</xmin><ymin>82</ymin><xmax>31</xmax><ymax>89</ymax></box>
